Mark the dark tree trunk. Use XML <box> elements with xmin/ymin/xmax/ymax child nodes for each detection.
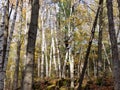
<box><xmin>0</xmin><ymin>0</ymin><xmax>9</xmax><ymax>89</ymax></box>
<box><xmin>3</xmin><ymin>0</ymin><xmax>9</xmax><ymax>67</ymax></box>
<box><xmin>106</xmin><ymin>0</ymin><xmax>120</xmax><ymax>90</ymax></box>
<box><xmin>77</xmin><ymin>0</ymin><xmax>103</xmax><ymax>89</ymax></box>
<box><xmin>22</xmin><ymin>0</ymin><xmax>39</xmax><ymax>90</ymax></box>
<box><xmin>97</xmin><ymin>1</ymin><xmax>103</xmax><ymax>77</ymax></box>
<box><xmin>117</xmin><ymin>0</ymin><xmax>120</xmax><ymax>61</ymax></box>
<box><xmin>117</xmin><ymin>0</ymin><xmax>120</xmax><ymax>38</ymax></box>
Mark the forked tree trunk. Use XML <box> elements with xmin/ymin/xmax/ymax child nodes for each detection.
<box><xmin>13</xmin><ymin>0</ymin><xmax>23</xmax><ymax>89</ymax></box>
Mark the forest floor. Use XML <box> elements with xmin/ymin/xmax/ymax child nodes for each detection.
<box><xmin>33</xmin><ymin>75</ymin><xmax>114</xmax><ymax>90</ymax></box>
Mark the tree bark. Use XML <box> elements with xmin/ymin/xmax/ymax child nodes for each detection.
<box><xmin>77</xmin><ymin>0</ymin><xmax>103</xmax><ymax>89</ymax></box>
<box><xmin>102</xmin><ymin>43</ymin><xmax>112</xmax><ymax>72</ymax></box>
<box><xmin>97</xmin><ymin>1</ymin><xmax>103</xmax><ymax>77</ymax></box>
<box><xmin>13</xmin><ymin>0</ymin><xmax>23</xmax><ymax>89</ymax></box>
<box><xmin>106</xmin><ymin>0</ymin><xmax>120</xmax><ymax>90</ymax></box>
<box><xmin>40</xmin><ymin>13</ymin><xmax>45</xmax><ymax>78</ymax></box>
<box><xmin>117</xmin><ymin>0</ymin><xmax>120</xmax><ymax>64</ymax></box>
<box><xmin>22</xmin><ymin>0</ymin><xmax>39</xmax><ymax>90</ymax></box>
<box><xmin>117</xmin><ymin>0</ymin><xmax>120</xmax><ymax>38</ymax></box>
<box><xmin>4</xmin><ymin>0</ymin><xmax>19</xmax><ymax>71</ymax></box>
<box><xmin>3</xmin><ymin>0</ymin><xmax>9</xmax><ymax>69</ymax></box>
<box><xmin>45</xmin><ymin>42</ymin><xmax>48</xmax><ymax>77</ymax></box>
<box><xmin>0</xmin><ymin>0</ymin><xmax>9</xmax><ymax>89</ymax></box>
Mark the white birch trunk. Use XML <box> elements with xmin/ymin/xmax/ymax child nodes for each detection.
<box><xmin>22</xmin><ymin>53</ymin><xmax>34</xmax><ymax>90</ymax></box>
<box><xmin>55</xmin><ymin>37</ymin><xmax>61</xmax><ymax>78</ymax></box>
<box><xmin>117</xmin><ymin>32</ymin><xmax>120</xmax><ymax>62</ymax></box>
<box><xmin>62</xmin><ymin>51</ymin><xmax>68</xmax><ymax>78</ymax></box>
<box><xmin>68</xmin><ymin>33</ymin><xmax>74</xmax><ymax>88</ymax></box>
<box><xmin>4</xmin><ymin>0</ymin><xmax>19</xmax><ymax>71</ymax></box>
<box><xmin>22</xmin><ymin>0</ymin><xmax>39</xmax><ymax>89</ymax></box>
<box><xmin>40</xmin><ymin>2</ymin><xmax>50</xmax><ymax>78</ymax></box>
<box><xmin>52</xmin><ymin>37</ymin><xmax>57</xmax><ymax>76</ymax></box>
<box><xmin>93</xmin><ymin>54</ymin><xmax>97</xmax><ymax>78</ymax></box>
<box><xmin>49</xmin><ymin>44</ymin><xmax>52</xmax><ymax>77</ymax></box>
<box><xmin>69</xmin><ymin>53</ymin><xmax>74</xmax><ymax>88</ymax></box>
<box><xmin>45</xmin><ymin>41</ymin><xmax>48</xmax><ymax>77</ymax></box>
<box><xmin>38</xmin><ymin>57</ymin><xmax>40</xmax><ymax>77</ymax></box>
<box><xmin>68</xmin><ymin>4</ymin><xmax>74</xmax><ymax>88</ymax></box>
<box><xmin>50</xmin><ymin>7</ymin><xmax>58</xmax><ymax>76</ymax></box>
<box><xmin>41</xmin><ymin>15</ymin><xmax>45</xmax><ymax>78</ymax></box>
<box><xmin>54</xmin><ymin>7</ymin><xmax>61</xmax><ymax>78</ymax></box>
<box><xmin>37</xmin><ymin>1</ymin><xmax>42</xmax><ymax>78</ymax></box>
<box><xmin>102</xmin><ymin>43</ymin><xmax>112</xmax><ymax>72</ymax></box>
<box><xmin>13</xmin><ymin>1</ymin><xmax>23</xmax><ymax>89</ymax></box>
<box><xmin>78</xmin><ymin>52</ymin><xmax>82</xmax><ymax>77</ymax></box>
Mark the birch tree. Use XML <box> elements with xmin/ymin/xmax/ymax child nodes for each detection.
<box><xmin>22</xmin><ymin>0</ymin><xmax>39</xmax><ymax>89</ymax></box>
<box><xmin>55</xmin><ymin>22</ymin><xmax>61</xmax><ymax>78</ymax></box>
<box><xmin>40</xmin><ymin>1</ymin><xmax>48</xmax><ymax>78</ymax></box>
<box><xmin>40</xmin><ymin>11</ymin><xmax>45</xmax><ymax>78</ymax></box>
<box><xmin>4</xmin><ymin>0</ymin><xmax>19</xmax><ymax>71</ymax></box>
<box><xmin>49</xmin><ymin>5</ymin><xmax>58</xmax><ymax>77</ymax></box>
<box><xmin>3</xmin><ymin>0</ymin><xmax>9</xmax><ymax>67</ymax></box>
<box><xmin>13</xmin><ymin>0</ymin><xmax>23</xmax><ymax>89</ymax></box>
